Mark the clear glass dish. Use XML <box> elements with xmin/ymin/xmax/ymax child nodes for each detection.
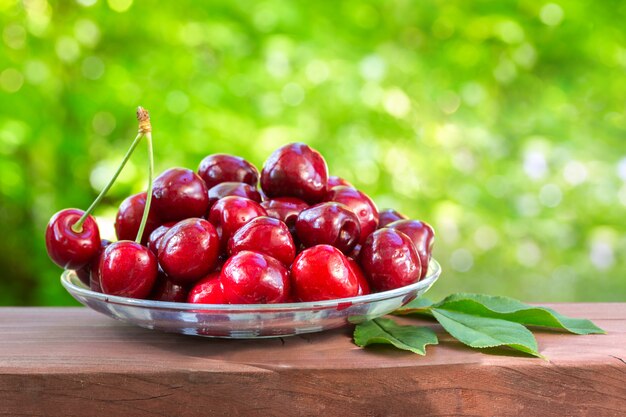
<box><xmin>61</xmin><ymin>259</ymin><xmax>441</xmax><ymax>338</ymax></box>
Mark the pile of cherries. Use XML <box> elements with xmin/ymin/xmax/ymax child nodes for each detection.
<box><xmin>46</xmin><ymin>141</ymin><xmax>434</xmax><ymax>304</ymax></box>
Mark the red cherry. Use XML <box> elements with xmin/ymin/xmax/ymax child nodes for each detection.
<box><xmin>99</xmin><ymin>241</ymin><xmax>158</xmax><ymax>298</ymax></box>
<box><xmin>328</xmin><ymin>176</ymin><xmax>353</xmax><ymax>188</ymax></box>
<box><xmin>326</xmin><ymin>186</ymin><xmax>379</xmax><ymax>244</ymax></box>
<box><xmin>147</xmin><ymin>221</ymin><xmax>176</xmax><ymax>255</ymax></box>
<box><xmin>347</xmin><ymin>258</ymin><xmax>371</xmax><ymax>296</ymax></box>
<box><xmin>261</xmin><ymin>143</ymin><xmax>328</xmax><ymax>204</ymax></box>
<box><xmin>221</xmin><ymin>251</ymin><xmax>290</xmax><ymax>304</ymax></box>
<box><xmin>150</xmin><ymin>270</ymin><xmax>188</xmax><ymax>302</ymax></box>
<box><xmin>228</xmin><ymin>216</ymin><xmax>296</xmax><ymax>266</ymax></box>
<box><xmin>158</xmin><ymin>218</ymin><xmax>220</xmax><ymax>285</ymax></box>
<box><xmin>261</xmin><ymin>197</ymin><xmax>308</xmax><ymax>231</ymax></box>
<box><xmin>387</xmin><ymin>219</ymin><xmax>435</xmax><ymax>278</ymax></box>
<box><xmin>378</xmin><ymin>208</ymin><xmax>408</xmax><ymax>229</ymax></box>
<box><xmin>152</xmin><ymin>168</ymin><xmax>209</xmax><ymax>222</ymax></box>
<box><xmin>45</xmin><ymin>208</ymin><xmax>101</xmax><ymax>269</ymax></box>
<box><xmin>207</xmin><ymin>182</ymin><xmax>261</xmax><ymax>210</ymax></box>
<box><xmin>187</xmin><ymin>272</ymin><xmax>227</xmax><ymax>304</ymax></box>
<box><xmin>114</xmin><ymin>192</ymin><xmax>161</xmax><ymax>244</ymax></box>
<box><xmin>295</xmin><ymin>202</ymin><xmax>360</xmax><ymax>255</ymax></box>
<box><xmin>208</xmin><ymin>196</ymin><xmax>267</xmax><ymax>247</ymax></box>
<box><xmin>197</xmin><ymin>154</ymin><xmax>259</xmax><ymax>189</ymax></box>
<box><xmin>359</xmin><ymin>228</ymin><xmax>422</xmax><ymax>292</ymax></box>
<box><xmin>291</xmin><ymin>245</ymin><xmax>359</xmax><ymax>302</ymax></box>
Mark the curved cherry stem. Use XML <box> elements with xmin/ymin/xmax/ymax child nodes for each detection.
<box><xmin>135</xmin><ymin>131</ymin><xmax>154</xmax><ymax>243</ymax></box>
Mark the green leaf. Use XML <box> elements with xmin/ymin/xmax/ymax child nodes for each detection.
<box><xmin>353</xmin><ymin>318</ymin><xmax>438</xmax><ymax>355</ymax></box>
<box><xmin>431</xmin><ymin>308</ymin><xmax>544</xmax><ymax>358</ymax></box>
<box><xmin>393</xmin><ymin>297</ymin><xmax>435</xmax><ymax>316</ymax></box>
<box><xmin>434</xmin><ymin>293</ymin><xmax>605</xmax><ymax>335</ymax></box>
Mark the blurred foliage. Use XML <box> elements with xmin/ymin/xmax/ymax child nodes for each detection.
<box><xmin>0</xmin><ymin>0</ymin><xmax>625</xmax><ymax>306</ymax></box>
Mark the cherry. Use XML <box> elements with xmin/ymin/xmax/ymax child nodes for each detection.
<box><xmin>261</xmin><ymin>197</ymin><xmax>308</xmax><ymax>232</ymax></box>
<box><xmin>99</xmin><ymin>241</ymin><xmax>158</xmax><ymax>298</ymax></box>
<box><xmin>187</xmin><ymin>272</ymin><xmax>227</xmax><ymax>304</ymax></box>
<box><xmin>197</xmin><ymin>154</ymin><xmax>259</xmax><ymax>189</ymax></box>
<box><xmin>291</xmin><ymin>245</ymin><xmax>359</xmax><ymax>302</ymax></box>
<box><xmin>147</xmin><ymin>221</ymin><xmax>176</xmax><ymax>255</ymax></box>
<box><xmin>387</xmin><ymin>219</ymin><xmax>435</xmax><ymax>278</ymax></box>
<box><xmin>75</xmin><ymin>239</ymin><xmax>111</xmax><ymax>288</ymax></box>
<box><xmin>45</xmin><ymin>209</ymin><xmax>101</xmax><ymax>269</ymax></box>
<box><xmin>261</xmin><ymin>142</ymin><xmax>328</xmax><ymax>204</ymax></box>
<box><xmin>221</xmin><ymin>251</ymin><xmax>290</xmax><ymax>304</ymax></box>
<box><xmin>228</xmin><ymin>216</ymin><xmax>296</xmax><ymax>266</ymax></box>
<box><xmin>158</xmin><ymin>218</ymin><xmax>220</xmax><ymax>285</ymax></box>
<box><xmin>150</xmin><ymin>269</ymin><xmax>188</xmax><ymax>302</ymax></box>
<box><xmin>328</xmin><ymin>176</ymin><xmax>353</xmax><ymax>188</ymax></box>
<box><xmin>295</xmin><ymin>202</ymin><xmax>360</xmax><ymax>255</ymax></box>
<box><xmin>359</xmin><ymin>228</ymin><xmax>422</xmax><ymax>292</ymax></box>
<box><xmin>378</xmin><ymin>208</ymin><xmax>407</xmax><ymax>228</ymax></box>
<box><xmin>347</xmin><ymin>258</ymin><xmax>371</xmax><ymax>296</ymax></box>
<box><xmin>350</xmin><ymin>244</ymin><xmax>362</xmax><ymax>259</ymax></box>
<box><xmin>326</xmin><ymin>186</ymin><xmax>379</xmax><ymax>244</ymax></box>
<box><xmin>114</xmin><ymin>192</ymin><xmax>160</xmax><ymax>244</ymax></box>
<box><xmin>152</xmin><ymin>168</ymin><xmax>209</xmax><ymax>222</ymax></box>
<box><xmin>208</xmin><ymin>196</ymin><xmax>267</xmax><ymax>247</ymax></box>
<box><xmin>207</xmin><ymin>182</ymin><xmax>261</xmax><ymax>210</ymax></box>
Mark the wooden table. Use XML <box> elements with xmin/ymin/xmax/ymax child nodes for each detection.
<box><xmin>1</xmin><ymin>304</ymin><xmax>625</xmax><ymax>416</ymax></box>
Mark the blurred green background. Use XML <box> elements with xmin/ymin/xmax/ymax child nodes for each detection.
<box><xmin>1</xmin><ymin>0</ymin><xmax>625</xmax><ymax>306</ymax></box>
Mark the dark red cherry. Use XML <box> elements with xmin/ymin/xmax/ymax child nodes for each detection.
<box><xmin>158</xmin><ymin>218</ymin><xmax>220</xmax><ymax>285</ymax></box>
<box><xmin>75</xmin><ymin>239</ymin><xmax>111</xmax><ymax>288</ymax></box>
<box><xmin>261</xmin><ymin>197</ymin><xmax>308</xmax><ymax>231</ymax></box>
<box><xmin>152</xmin><ymin>168</ymin><xmax>209</xmax><ymax>222</ymax></box>
<box><xmin>387</xmin><ymin>219</ymin><xmax>435</xmax><ymax>278</ymax></box>
<box><xmin>99</xmin><ymin>241</ymin><xmax>158</xmax><ymax>298</ymax></box>
<box><xmin>326</xmin><ymin>186</ymin><xmax>379</xmax><ymax>244</ymax></box>
<box><xmin>261</xmin><ymin>142</ymin><xmax>328</xmax><ymax>204</ymax></box>
<box><xmin>228</xmin><ymin>216</ymin><xmax>296</xmax><ymax>266</ymax></box>
<box><xmin>328</xmin><ymin>176</ymin><xmax>353</xmax><ymax>188</ymax></box>
<box><xmin>350</xmin><ymin>244</ymin><xmax>362</xmax><ymax>259</ymax></box>
<box><xmin>295</xmin><ymin>202</ymin><xmax>360</xmax><ymax>255</ymax></box>
<box><xmin>197</xmin><ymin>154</ymin><xmax>259</xmax><ymax>189</ymax></box>
<box><xmin>221</xmin><ymin>251</ymin><xmax>290</xmax><ymax>304</ymax></box>
<box><xmin>291</xmin><ymin>245</ymin><xmax>359</xmax><ymax>302</ymax></box>
<box><xmin>187</xmin><ymin>272</ymin><xmax>227</xmax><ymax>304</ymax></box>
<box><xmin>207</xmin><ymin>182</ymin><xmax>262</xmax><ymax>210</ymax></box>
<box><xmin>208</xmin><ymin>196</ymin><xmax>267</xmax><ymax>247</ymax></box>
<box><xmin>378</xmin><ymin>208</ymin><xmax>408</xmax><ymax>228</ymax></box>
<box><xmin>45</xmin><ymin>208</ymin><xmax>101</xmax><ymax>269</ymax></box>
<box><xmin>347</xmin><ymin>258</ymin><xmax>371</xmax><ymax>296</ymax></box>
<box><xmin>147</xmin><ymin>221</ymin><xmax>176</xmax><ymax>255</ymax></box>
<box><xmin>114</xmin><ymin>192</ymin><xmax>161</xmax><ymax>244</ymax></box>
<box><xmin>359</xmin><ymin>228</ymin><xmax>422</xmax><ymax>292</ymax></box>
<box><xmin>150</xmin><ymin>269</ymin><xmax>188</xmax><ymax>302</ymax></box>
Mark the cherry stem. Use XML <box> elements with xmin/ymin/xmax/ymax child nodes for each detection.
<box><xmin>135</xmin><ymin>131</ymin><xmax>154</xmax><ymax>243</ymax></box>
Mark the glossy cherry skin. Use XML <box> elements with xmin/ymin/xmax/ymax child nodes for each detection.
<box><xmin>359</xmin><ymin>228</ymin><xmax>422</xmax><ymax>292</ymax></box>
<box><xmin>387</xmin><ymin>219</ymin><xmax>435</xmax><ymax>278</ymax></box>
<box><xmin>228</xmin><ymin>216</ymin><xmax>296</xmax><ymax>266</ymax></box>
<box><xmin>326</xmin><ymin>186</ymin><xmax>379</xmax><ymax>244</ymax></box>
<box><xmin>147</xmin><ymin>222</ymin><xmax>176</xmax><ymax>255</ymax></box>
<box><xmin>158</xmin><ymin>218</ymin><xmax>220</xmax><ymax>285</ymax></box>
<box><xmin>291</xmin><ymin>245</ymin><xmax>359</xmax><ymax>302</ymax></box>
<box><xmin>149</xmin><ymin>269</ymin><xmax>188</xmax><ymax>302</ymax></box>
<box><xmin>152</xmin><ymin>168</ymin><xmax>209</xmax><ymax>222</ymax></box>
<box><xmin>220</xmin><ymin>251</ymin><xmax>290</xmax><ymax>304</ymax></box>
<box><xmin>99</xmin><ymin>241</ymin><xmax>158</xmax><ymax>298</ymax></box>
<box><xmin>378</xmin><ymin>208</ymin><xmax>408</xmax><ymax>229</ymax></box>
<box><xmin>208</xmin><ymin>196</ymin><xmax>267</xmax><ymax>247</ymax></box>
<box><xmin>75</xmin><ymin>239</ymin><xmax>111</xmax><ymax>289</ymax></box>
<box><xmin>261</xmin><ymin>197</ymin><xmax>308</xmax><ymax>231</ymax></box>
<box><xmin>187</xmin><ymin>272</ymin><xmax>227</xmax><ymax>304</ymax></box>
<box><xmin>45</xmin><ymin>208</ymin><xmax>101</xmax><ymax>269</ymax></box>
<box><xmin>295</xmin><ymin>202</ymin><xmax>360</xmax><ymax>255</ymax></box>
<box><xmin>197</xmin><ymin>154</ymin><xmax>259</xmax><ymax>189</ymax></box>
<box><xmin>328</xmin><ymin>176</ymin><xmax>353</xmax><ymax>188</ymax></box>
<box><xmin>207</xmin><ymin>182</ymin><xmax>262</xmax><ymax>210</ymax></box>
<box><xmin>261</xmin><ymin>142</ymin><xmax>328</xmax><ymax>204</ymax></box>
<box><xmin>347</xmin><ymin>258</ymin><xmax>371</xmax><ymax>296</ymax></box>
<box><xmin>114</xmin><ymin>192</ymin><xmax>161</xmax><ymax>244</ymax></box>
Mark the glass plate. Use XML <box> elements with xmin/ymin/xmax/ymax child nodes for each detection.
<box><xmin>61</xmin><ymin>259</ymin><xmax>441</xmax><ymax>338</ymax></box>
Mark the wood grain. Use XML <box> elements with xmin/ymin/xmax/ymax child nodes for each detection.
<box><xmin>0</xmin><ymin>304</ymin><xmax>624</xmax><ymax>416</ymax></box>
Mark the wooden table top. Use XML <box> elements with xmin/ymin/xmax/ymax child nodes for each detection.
<box><xmin>1</xmin><ymin>304</ymin><xmax>625</xmax><ymax>416</ymax></box>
